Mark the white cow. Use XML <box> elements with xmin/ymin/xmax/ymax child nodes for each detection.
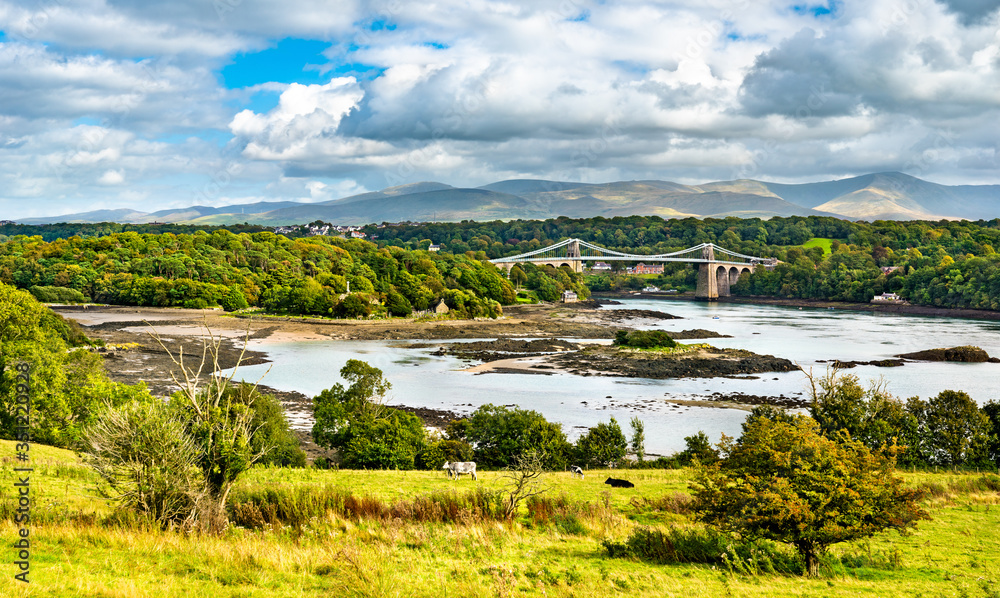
<box><xmin>443</xmin><ymin>461</ymin><xmax>477</xmax><ymax>480</ymax></box>
<box><xmin>570</xmin><ymin>465</ymin><xmax>584</xmax><ymax>479</ymax></box>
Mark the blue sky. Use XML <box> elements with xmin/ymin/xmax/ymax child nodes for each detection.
<box><xmin>0</xmin><ymin>0</ymin><xmax>998</xmax><ymax>218</ymax></box>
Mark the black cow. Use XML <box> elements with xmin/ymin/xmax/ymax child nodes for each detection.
<box><xmin>604</xmin><ymin>477</ymin><xmax>634</xmax><ymax>488</ymax></box>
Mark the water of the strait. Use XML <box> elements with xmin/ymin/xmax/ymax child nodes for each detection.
<box><xmin>222</xmin><ymin>299</ymin><xmax>1000</xmax><ymax>455</ymax></box>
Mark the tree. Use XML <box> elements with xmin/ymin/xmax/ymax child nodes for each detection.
<box><xmin>741</xmin><ymin>405</ymin><xmax>795</xmax><ymax>435</ymax></box>
<box><xmin>418</xmin><ymin>438</ymin><xmax>475</xmax><ymax>470</ymax></box>
<box><xmin>154</xmin><ymin>324</ymin><xmax>277</xmax><ymax>531</ymax></box>
<box><xmin>464</xmin><ymin>404</ymin><xmax>571</xmax><ymax>469</ymax></box>
<box><xmin>630</xmin><ymin>416</ymin><xmax>645</xmax><ymax>462</ymax></box>
<box><xmin>222</xmin><ymin>382</ymin><xmax>306</xmax><ymax>467</ymax></box>
<box><xmin>908</xmin><ymin>390</ymin><xmax>991</xmax><ymax>466</ymax></box>
<box><xmin>339</xmin><ymin>408</ymin><xmax>427</xmax><ymax>469</ymax></box>
<box><xmin>576</xmin><ymin>417</ymin><xmax>628</xmax><ymax>467</ymax></box>
<box><xmin>313</xmin><ymin>360</ymin><xmax>391</xmax><ymax>449</ymax></box>
<box><xmin>983</xmin><ymin>400</ymin><xmax>1000</xmax><ymax>467</ymax></box>
<box><xmin>807</xmin><ymin>369</ymin><xmax>919</xmax><ymax>462</ymax></box>
<box><xmin>1</xmin><ymin>282</ymin><xmax>142</xmax><ymax>448</ymax></box>
<box><xmin>336</xmin><ymin>293</ymin><xmax>373</xmax><ymax>318</ymax></box>
<box><xmin>312</xmin><ymin>360</ymin><xmax>426</xmax><ymax>469</ymax></box>
<box><xmin>499</xmin><ymin>450</ymin><xmax>548</xmax><ymax>520</ymax></box>
<box><xmin>385</xmin><ymin>289</ymin><xmax>413</xmax><ymax>317</ymax></box>
<box><xmin>692</xmin><ymin>416</ymin><xmax>928</xmax><ymax>576</ymax></box>
<box><xmin>677</xmin><ymin>431</ymin><xmax>719</xmax><ymax>465</ymax></box>
<box><xmin>508</xmin><ymin>265</ymin><xmax>527</xmax><ymax>289</ymax></box>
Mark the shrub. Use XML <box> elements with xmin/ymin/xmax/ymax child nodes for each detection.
<box><xmin>603</xmin><ymin>525</ymin><xmax>801</xmax><ymax>574</ymax></box>
<box><xmin>612</xmin><ymin>329</ymin><xmax>677</xmax><ymax>349</ymax></box>
<box><xmin>82</xmin><ymin>400</ymin><xmax>204</xmax><ymax>527</ymax></box>
<box><xmin>419</xmin><ymin>439</ymin><xmax>474</xmax><ymax>470</ymax></box>
<box><xmin>29</xmin><ymin>285</ymin><xmax>87</xmax><ymax>304</ymax></box>
<box><xmin>220</xmin><ymin>286</ymin><xmax>249</xmax><ymax>311</ymax></box>
<box><xmin>222</xmin><ymin>383</ymin><xmax>306</xmax><ymax>467</ymax></box>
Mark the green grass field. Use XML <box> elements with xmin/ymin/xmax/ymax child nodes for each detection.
<box><xmin>801</xmin><ymin>237</ymin><xmax>834</xmax><ymax>255</ymax></box>
<box><xmin>3</xmin><ymin>440</ymin><xmax>1000</xmax><ymax>597</ymax></box>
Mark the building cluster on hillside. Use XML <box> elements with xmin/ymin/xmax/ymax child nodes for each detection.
<box><xmin>627</xmin><ymin>263</ymin><xmax>664</xmax><ymax>275</ymax></box>
<box><xmin>0</xmin><ymin>220</ymin><xmax>16</xmax><ymax>225</ymax></box>
<box><xmin>586</xmin><ymin>261</ymin><xmax>665</xmax><ymax>274</ymax></box>
<box><xmin>376</xmin><ymin>221</ymin><xmax>430</xmax><ymax>228</ymax></box>
<box><xmin>272</xmin><ymin>224</ymin><xmax>369</xmax><ymax>238</ymax></box>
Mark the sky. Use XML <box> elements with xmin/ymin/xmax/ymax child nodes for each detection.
<box><xmin>0</xmin><ymin>0</ymin><xmax>999</xmax><ymax>218</ymax></box>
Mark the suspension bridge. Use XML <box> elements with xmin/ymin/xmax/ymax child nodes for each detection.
<box><xmin>490</xmin><ymin>238</ymin><xmax>777</xmax><ymax>300</ymax></box>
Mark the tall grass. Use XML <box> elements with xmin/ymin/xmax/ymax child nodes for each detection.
<box><xmin>912</xmin><ymin>473</ymin><xmax>1000</xmax><ymax>502</ymax></box>
<box><xmin>603</xmin><ymin>525</ymin><xmax>802</xmax><ymax>575</ymax></box>
<box><xmin>229</xmin><ymin>484</ymin><xmax>508</xmax><ymax>528</ymax></box>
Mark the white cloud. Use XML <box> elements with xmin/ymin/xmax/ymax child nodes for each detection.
<box><xmin>97</xmin><ymin>169</ymin><xmax>125</xmax><ymax>185</ymax></box>
<box><xmin>2</xmin><ymin>0</ymin><xmax>1000</xmax><ymax>218</ymax></box>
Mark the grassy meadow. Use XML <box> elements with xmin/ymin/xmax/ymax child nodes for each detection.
<box><xmin>801</xmin><ymin>238</ymin><xmax>834</xmax><ymax>255</ymax></box>
<box><xmin>2</xmin><ymin>439</ymin><xmax>1000</xmax><ymax>597</ymax></box>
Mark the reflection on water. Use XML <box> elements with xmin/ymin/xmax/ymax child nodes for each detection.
<box><xmin>222</xmin><ymin>299</ymin><xmax>1000</xmax><ymax>455</ymax></box>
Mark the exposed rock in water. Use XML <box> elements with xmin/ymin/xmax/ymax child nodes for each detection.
<box><xmin>598</xmin><ymin>309</ymin><xmax>681</xmax><ymax>322</ymax></box>
<box><xmin>707</xmin><ymin>391</ymin><xmax>808</xmax><ymax>409</ymax></box>
<box><xmin>668</xmin><ymin>329</ymin><xmax>733</xmax><ymax>340</ymax></box>
<box><xmin>549</xmin><ymin>346</ymin><xmax>797</xmax><ymax>379</ymax></box>
<box><xmin>895</xmin><ymin>346</ymin><xmax>1000</xmax><ymax>363</ymax></box>
<box><xmin>433</xmin><ymin>338</ymin><xmax>580</xmax><ymax>362</ymax></box>
<box><xmin>825</xmin><ymin>359</ymin><xmax>905</xmax><ymax>368</ymax></box>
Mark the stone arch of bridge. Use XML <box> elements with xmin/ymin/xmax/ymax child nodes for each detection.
<box><xmin>697</xmin><ymin>263</ymin><xmax>755</xmax><ymax>300</ymax></box>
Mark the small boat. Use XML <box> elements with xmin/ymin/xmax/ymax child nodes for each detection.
<box><xmin>712</xmin><ymin>316</ymin><xmax>720</xmax><ymax>320</ymax></box>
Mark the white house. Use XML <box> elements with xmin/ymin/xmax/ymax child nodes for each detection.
<box><xmin>871</xmin><ymin>292</ymin><xmax>902</xmax><ymax>303</ymax></box>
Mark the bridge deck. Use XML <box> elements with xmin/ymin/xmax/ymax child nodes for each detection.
<box><xmin>491</xmin><ymin>256</ymin><xmax>760</xmax><ymax>266</ymax></box>
<box><xmin>488</xmin><ymin>239</ymin><xmax>772</xmax><ymax>267</ymax></box>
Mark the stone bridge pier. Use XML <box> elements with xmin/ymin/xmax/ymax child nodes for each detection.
<box><xmin>695</xmin><ymin>246</ymin><xmax>754</xmax><ymax>300</ymax></box>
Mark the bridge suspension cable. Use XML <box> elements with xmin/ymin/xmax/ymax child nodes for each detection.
<box><xmin>489</xmin><ymin>239</ymin><xmax>773</xmax><ymax>266</ymax></box>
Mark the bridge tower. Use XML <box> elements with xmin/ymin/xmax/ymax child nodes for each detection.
<box><xmin>695</xmin><ymin>244</ymin><xmax>755</xmax><ymax>301</ymax></box>
<box><xmin>696</xmin><ymin>244</ymin><xmax>720</xmax><ymax>301</ymax></box>
<box><xmin>566</xmin><ymin>239</ymin><xmax>580</xmax><ymax>260</ymax></box>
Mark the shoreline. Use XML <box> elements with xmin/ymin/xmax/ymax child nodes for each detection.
<box><xmin>51</xmin><ymin>298</ymin><xmax>980</xmax><ymax>444</ymax></box>
<box><xmin>593</xmin><ymin>292</ymin><xmax>1000</xmax><ymax>321</ymax></box>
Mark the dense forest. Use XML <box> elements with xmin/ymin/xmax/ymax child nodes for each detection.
<box><xmin>0</xmin><ymin>230</ymin><xmax>589</xmax><ymax>318</ymax></box>
<box><xmin>8</xmin><ymin>214</ymin><xmax>1000</xmax><ymax>311</ymax></box>
<box><xmin>0</xmin><ymin>221</ymin><xmax>269</xmax><ymax>242</ymax></box>
<box><xmin>369</xmin><ymin>215</ymin><xmax>1000</xmax><ymax>310</ymax></box>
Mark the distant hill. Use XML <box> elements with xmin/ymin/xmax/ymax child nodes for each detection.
<box><xmin>16</xmin><ymin>172</ymin><xmax>1000</xmax><ymax>226</ymax></box>
<box><xmin>762</xmin><ymin>172</ymin><xmax>1000</xmax><ymax>220</ymax></box>
<box><xmin>18</xmin><ymin>208</ymin><xmax>150</xmax><ymax>225</ymax></box>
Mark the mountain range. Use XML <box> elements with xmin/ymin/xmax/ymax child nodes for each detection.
<box><xmin>16</xmin><ymin>172</ymin><xmax>1000</xmax><ymax>226</ymax></box>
